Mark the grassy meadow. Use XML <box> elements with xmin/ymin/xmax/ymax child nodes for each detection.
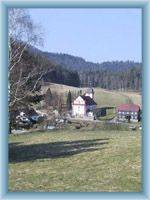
<box><xmin>9</xmin><ymin>84</ymin><xmax>142</xmax><ymax>192</ymax></box>
<box><xmin>9</xmin><ymin>128</ymin><xmax>141</xmax><ymax>192</ymax></box>
<box><xmin>41</xmin><ymin>83</ymin><xmax>141</xmax><ymax>107</ymax></box>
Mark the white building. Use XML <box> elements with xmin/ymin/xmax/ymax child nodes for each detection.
<box><xmin>72</xmin><ymin>88</ymin><xmax>97</xmax><ymax>117</ymax></box>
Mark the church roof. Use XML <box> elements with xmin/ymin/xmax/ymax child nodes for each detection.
<box><xmin>80</xmin><ymin>95</ymin><xmax>97</xmax><ymax>106</ymax></box>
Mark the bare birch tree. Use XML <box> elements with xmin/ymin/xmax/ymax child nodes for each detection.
<box><xmin>8</xmin><ymin>8</ymin><xmax>50</xmax><ymax>132</ymax></box>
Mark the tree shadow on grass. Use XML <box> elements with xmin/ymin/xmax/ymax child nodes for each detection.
<box><xmin>9</xmin><ymin>138</ymin><xmax>109</xmax><ymax>163</ymax></box>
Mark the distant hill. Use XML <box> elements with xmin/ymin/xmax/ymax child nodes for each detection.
<box><xmin>28</xmin><ymin>46</ymin><xmax>141</xmax><ymax>72</ymax></box>
<box><xmin>43</xmin><ymin>52</ymin><xmax>141</xmax><ymax>72</ymax></box>
<box><xmin>26</xmin><ymin>46</ymin><xmax>80</xmax><ymax>87</ymax></box>
<box><xmin>28</xmin><ymin>45</ymin><xmax>142</xmax><ymax>91</ymax></box>
<box><xmin>42</xmin><ymin>51</ymin><xmax>142</xmax><ymax>91</ymax></box>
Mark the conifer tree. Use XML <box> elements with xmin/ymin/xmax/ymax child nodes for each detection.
<box><xmin>45</xmin><ymin>88</ymin><xmax>52</xmax><ymax>106</ymax></box>
<box><xmin>66</xmin><ymin>90</ymin><xmax>72</xmax><ymax>111</ymax></box>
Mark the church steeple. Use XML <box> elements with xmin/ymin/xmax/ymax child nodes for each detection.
<box><xmin>85</xmin><ymin>81</ymin><xmax>94</xmax><ymax>99</ymax></box>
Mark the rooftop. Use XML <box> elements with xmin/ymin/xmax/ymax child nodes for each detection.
<box><xmin>117</xmin><ymin>104</ymin><xmax>140</xmax><ymax>112</ymax></box>
<box><xmin>81</xmin><ymin>95</ymin><xmax>97</xmax><ymax>106</ymax></box>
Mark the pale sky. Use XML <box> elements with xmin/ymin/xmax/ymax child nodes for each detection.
<box><xmin>29</xmin><ymin>8</ymin><xmax>142</xmax><ymax>63</ymax></box>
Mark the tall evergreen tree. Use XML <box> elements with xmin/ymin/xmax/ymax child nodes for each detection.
<box><xmin>66</xmin><ymin>90</ymin><xmax>72</xmax><ymax>111</ymax></box>
<box><xmin>77</xmin><ymin>89</ymin><xmax>82</xmax><ymax>96</ymax></box>
<box><xmin>45</xmin><ymin>88</ymin><xmax>52</xmax><ymax>106</ymax></box>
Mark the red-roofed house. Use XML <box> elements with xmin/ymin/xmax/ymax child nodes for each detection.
<box><xmin>117</xmin><ymin>104</ymin><xmax>141</xmax><ymax>122</ymax></box>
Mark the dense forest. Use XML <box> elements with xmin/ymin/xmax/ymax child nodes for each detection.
<box><xmin>44</xmin><ymin>52</ymin><xmax>141</xmax><ymax>72</ymax></box>
<box><xmin>43</xmin><ymin>52</ymin><xmax>142</xmax><ymax>91</ymax></box>
<box><xmin>26</xmin><ymin>47</ymin><xmax>80</xmax><ymax>87</ymax></box>
<box><xmin>42</xmin><ymin>65</ymin><xmax>80</xmax><ymax>87</ymax></box>
<box><xmin>79</xmin><ymin>67</ymin><xmax>141</xmax><ymax>90</ymax></box>
<box><xmin>28</xmin><ymin>47</ymin><xmax>142</xmax><ymax>91</ymax></box>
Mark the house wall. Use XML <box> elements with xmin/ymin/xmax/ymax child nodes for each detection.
<box><xmin>72</xmin><ymin>96</ymin><xmax>86</xmax><ymax>117</ymax></box>
<box><xmin>117</xmin><ymin>111</ymin><xmax>140</xmax><ymax>122</ymax></box>
<box><xmin>72</xmin><ymin>104</ymin><xmax>86</xmax><ymax>116</ymax></box>
<box><xmin>86</xmin><ymin>105</ymin><xmax>97</xmax><ymax>111</ymax></box>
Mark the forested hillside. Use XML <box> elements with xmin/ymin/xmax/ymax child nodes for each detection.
<box><xmin>25</xmin><ymin>47</ymin><xmax>80</xmax><ymax>87</ymax></box>
<box><xmin>42</xmin><ymin>65</ymin><xmax>80</xmax><ymax>87</ymax></box>
<box><xmin>43</xmin><ymin>52</ymin><xmax>142</xmax><ymax>91</ymax></box>
<box><xmin>43</xmin><ymin>52</ymin><xmax>141</xmax><ymax>72</ymax></box>
<box><xmin>79</xmin><ymin>67</ymin><xmax>141</xmax><ymax>90</ymax></box>
<box><xmin>28</xmin><ymin>46</ymin><xmax>142</xmax><ymax>91</ymax></box>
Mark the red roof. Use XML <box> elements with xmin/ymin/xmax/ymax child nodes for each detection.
<box><xmin>117</xmin><ymin>104</ymin><xmax>140</xmax><ymax>112</ymax></box>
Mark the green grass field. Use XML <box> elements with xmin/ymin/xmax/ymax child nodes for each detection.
<box><xmin>9</xmin><ymin>129</ymin><xmax>141</xmax><ymax>192</ymax></box>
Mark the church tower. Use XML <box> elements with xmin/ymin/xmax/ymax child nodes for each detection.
<box><xmin>85</xmin><ymin>81</ymin><xmax>94</xmax><ymax>99</ymax></box>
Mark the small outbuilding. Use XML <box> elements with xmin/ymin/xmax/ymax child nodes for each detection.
<box><xmin>92</xmin><ymin>107</ymin><xmax>107</xmax><ymax>118</ymax></box>
<box><xmin>117</xmin><ymin>103</ymin><xmax>141</xmax><ymax>122</ymax></box>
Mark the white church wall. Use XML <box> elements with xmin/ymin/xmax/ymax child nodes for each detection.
<box><xmin>72</xmin><ymin>96</ymin><xmax>85</xmax><ymax>116</ymax></box>
<box><xmin>72</xmin><ymin>104</ymin><xmax>85</xmax><ymax>116</ymax></box>
<box><xmin>73</xmin><ymin>96</ymin><xmax>85</xmax><ymax>104</ymax></box>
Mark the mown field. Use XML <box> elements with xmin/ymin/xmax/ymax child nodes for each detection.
<box><xmin>41</xmin><ymin>83</ymin><xmax>141</xmax><ymax>107</ymax></box>
<box><xmin>9</xmin><ymin>128</ymin><xmax>141</xmax><ymax>192</ymax></box>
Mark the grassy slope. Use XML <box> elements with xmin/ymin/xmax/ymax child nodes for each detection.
<box><xmin>41</xmin><ymin>83</ymin><xmax>141</xmax><ymax>107</ymax></box>
<box><xmin>118</xmin><ymin>91</ymin><xmax>142</xmax><ymax>106</ymax></box>
<box><xmin>9</xmin><ymin>129</ymin><xmax>141</xmax><ymax>192</ymax></box>
<box><xmin>9</xmin><ymin>84</ymin><xmax>141</xmax><ymax>191</ymax></box>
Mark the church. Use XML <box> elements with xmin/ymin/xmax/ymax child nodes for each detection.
<box><xmin>72</xmin><ymin>88</ymin><xmax>97</xmax><ymax>117</ymax></box>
